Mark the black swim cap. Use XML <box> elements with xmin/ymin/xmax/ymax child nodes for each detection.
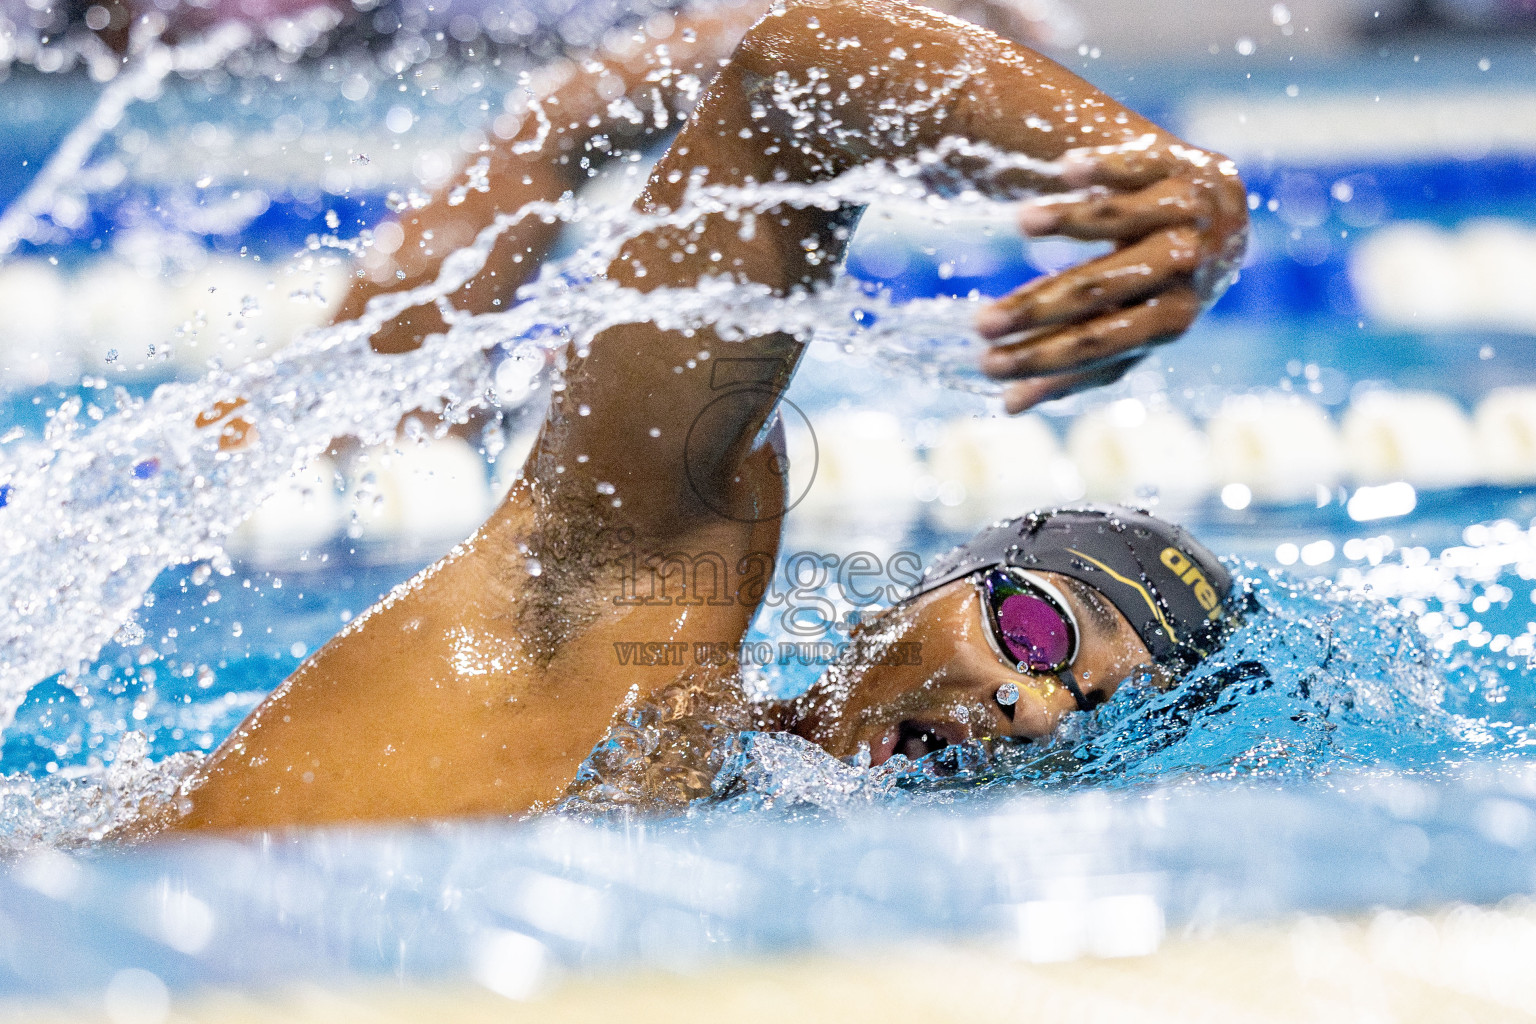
<box><xmin>910</xmin><ymin>505</ymin><xmax>1234</xmax><ymax>669</ymax></box>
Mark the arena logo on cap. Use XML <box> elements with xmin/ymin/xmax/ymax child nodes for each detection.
<box><xmin>1159</xmin><ymin>547</ymin><xmax>1223</xmax><ymax>620</ymax></box>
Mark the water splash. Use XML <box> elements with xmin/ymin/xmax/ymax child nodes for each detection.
<box><xmin>0</xmin><ymin>136</ymin><xmax>1097</xmax><ymax>742</ymax></box>
<box><xmin>555</xmin><ymin>557</ymin><xmax>1536</xmax><ymax>820</ymax></box>
<box><xmin>0</xmin><ymin>22</ymin><xmax>253</xmax><ymax>260</ymax></box>
<box><xmin>0</xmin><ymin>5</ymin><xmax>1527</xmax><ymax>852</ymax></box>
<box><xmin>1</xmin><ymin>162</ymin><xmax>1532</xmax><ymax>837</ymax></box>
<box><xmin>0</xmin><ymin>732</ymin><xmax>198</xmax><ymax>854</ymax></box>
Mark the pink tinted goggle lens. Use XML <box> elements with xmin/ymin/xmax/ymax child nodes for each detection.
<box><xmin>989</xmin><ymin>583</ymin><xmax>1075</xmax><ymax>672</ymax></box>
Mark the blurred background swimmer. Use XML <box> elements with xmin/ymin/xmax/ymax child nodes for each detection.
<box><xmin>168</xmin><ymin>0</ymin><xmax>1248</xmax><ymax>831</ymax></box>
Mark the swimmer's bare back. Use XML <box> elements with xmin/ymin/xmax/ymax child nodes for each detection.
<box><xmin>172</xmin><ymin>0</ymin><xmax>1247</xmax><ymax>831</ymax></box>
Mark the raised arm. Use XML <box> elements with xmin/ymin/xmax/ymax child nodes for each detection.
<box><xmin>335</xmin><ymin>2</ymin><xmax>769</xmax><ymax>354</ymax></box>
<box><xmin>545</xmin><ymin>0</ymin><xmax>1247</xmax><ymax>542</ymax></box>
<box><xmin>336</xmin><ymin>0</ymin><xmax>1065</xmax><ymax>356</ymax></box>
<box><xmin>166</xmin><ymin>0</ymin><xmax>1244</xmax><ymax>832</ymax></box>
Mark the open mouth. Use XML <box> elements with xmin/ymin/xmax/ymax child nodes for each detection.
<box><xmin>871</xmin><ymin>720</ymin><xmax>968</xmax><ymax>766</ymax></box>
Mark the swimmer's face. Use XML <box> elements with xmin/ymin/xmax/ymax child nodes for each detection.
<box><xmin>791</xmin><ymin>572</ymin><xmax>1158</xmax><ymax>765</ymax></box>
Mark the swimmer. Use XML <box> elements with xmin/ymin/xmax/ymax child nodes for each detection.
<box><xmin>170</xmin><ymin>0</ymin><xmax>1248</xmax><ymax>830</ymax></box>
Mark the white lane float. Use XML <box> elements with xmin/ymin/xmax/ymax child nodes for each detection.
<box><xmin>171</xmin><ymin>258</ymin><xmax>283</xmax><ymax>370</ymax></box>
<box><xmin>923</xmin><ymin>414</ymin><xmax>1082</xmax><ymax>532</ymax></box>
<box><xmin>1349</xmin><ymin>223</ymin><xmax>1465</xmax><ymax>332</ymax></box>
<box><xmin>344</xmin><ymin>437</ymin><xmax>492</xmax><ymax>545</ymax></box>
<box><xmin>1341</xmin><ymin>389</ymin><xmax>1480</xmax><ymax>490</ymax></box>
<box><xmin>211</xmin><ymin>386</ymin><xmax>1535</xmax><ymax>565</ymax></box>
<box><xmin>260</xmin><ymin>259</ymin><xmax>351</xmax><ymax>346</ymax></box>
<box><xmin>789</xmin><ymin>409</ymin><xmax>922</xmax><ymax>529</ymax></box>
<box><xmin>231</xmin><ymin>456</ymin><xmax>345</xmax><ymax>557</ymax></box>
<box><xmin>1474</xmin><ymin>387</ymin><xmax>1536</xmax><ymax>486</ymax></box>
<box><xmin>78</xmin><ymin>262</ymin><xmax>181</xmax><ymax>370</ymax></box>
<box><xmin>1207</xmin><ymin>394</ymin><xmax>1345</xmax><ymax>505</ymax></box>
<box><xmin>0</xmin><ymin>260</ymin><xmax>73</xmax><ymax>384</ymax></box>
<box><xmin>0</xmin><ymin>256</ymin><xmax>347</xmax><ymax>377</ymax></box>
<box><xmin>1065</xmin><ymin>399</ymin><xmax>1212</xmax><ymax>509</ymax></box>
<box><xmin>1350</xmin><ymin>218</ymin><xmax>1536</xmax><ymax>334</ymax></box>
<box><xmin>1454</xmin><ymin>220</ymin><xmax>1536</xmax><ymax>334</ymax></box>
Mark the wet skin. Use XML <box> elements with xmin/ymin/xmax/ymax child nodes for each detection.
<box><xmin>789</xmin><ymin>571</ymin><xmax>1156</xmax><ymax>765</ymax></box>
<box><xmin>173</xmin><ymin>0</ymin><xmax>1245</xmax><ymax>832</ymax></box>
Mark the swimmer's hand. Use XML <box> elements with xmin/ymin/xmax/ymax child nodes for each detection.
<box><xmin>974</xmin><ymin>143</ymin><xmax>1249</xmax><ymax>413</ymax></box>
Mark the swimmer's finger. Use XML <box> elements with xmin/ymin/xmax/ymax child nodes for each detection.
<box><xmin>931</xmin><ymin>152</ymin><xmax>1058</xmax><ymax>199</ymax></box>
<box><xmin>1000</xmin><ymin>356</ymin><xmax>1141</xmax><ymax>415</ymax></box>
<box><xmin>980</xmin><ymin>287</ymin><xmax>1201</xmax><ymax>382</ymax></box>
<box><xmin>1059</xmin><ymin>142</ymin><xmax>1179</xmax><ymax>191</ymax></box>
<box><xmin>976</xmin><ymin>226</ymin><xmax>1201</xmax><ymax>339</ymax></box>
<box><xmin>1018</xmin><ymin>176</ymin><xmax>1205</xmax><ymax>241</ymax></box>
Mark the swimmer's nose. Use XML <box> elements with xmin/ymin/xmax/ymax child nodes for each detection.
<box><xmin>977</xmin><ymin>670</ymin><xmax>1078</xmax><ymax>739</ymax></box>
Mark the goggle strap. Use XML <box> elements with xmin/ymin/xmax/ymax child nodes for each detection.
<box><xmin>1058</xmin><ymin>667</ymin><xmax>1094</xmax><ymax>713</ymax></box>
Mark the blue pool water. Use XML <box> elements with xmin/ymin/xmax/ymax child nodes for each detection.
<box><xmin>5</xmin><ymin>13</ymin><xmax>1536</xmax><ymax>1004</ymax></box>
<box><xmin>3</xmin><ymin>767</ymin><xmax>1535</xmax><ymax>998</ymax></box>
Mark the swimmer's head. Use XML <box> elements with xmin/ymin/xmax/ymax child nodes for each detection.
<box><xmin>789</xmin><ymin>505</ymin><xmax>1237</xmax><ymax>765</ymax></box>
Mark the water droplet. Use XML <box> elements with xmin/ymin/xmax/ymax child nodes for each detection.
<box><xmin>385</xmin><ymin>105</ymin><xmax>414</xmax><ymax>134</ymax></box>
<box><xmin>596</xmin><ymin>481</ymin><xmax>616</xmax><ymax>495</ymax></box>
<box><xmin>525</xmin><ymin>556</ymin><xmax>543</xmax><ymax>577</ymax></box>
<box><xmin>996</xmin><ymin>682</ymin><xmax>1020</xmax><ymax>706</ymax></box>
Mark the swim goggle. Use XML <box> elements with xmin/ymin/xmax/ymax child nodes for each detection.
<box><xmin>975</xmin><ymin>567</ymin><xmax>1098</xmax><ymax>711</ymax></box>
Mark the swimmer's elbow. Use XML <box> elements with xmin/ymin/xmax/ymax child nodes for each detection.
<box><xmin>730</xmin><ymin>0</ymin><xmax>839</xmax><ymax>72</ymax></box>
